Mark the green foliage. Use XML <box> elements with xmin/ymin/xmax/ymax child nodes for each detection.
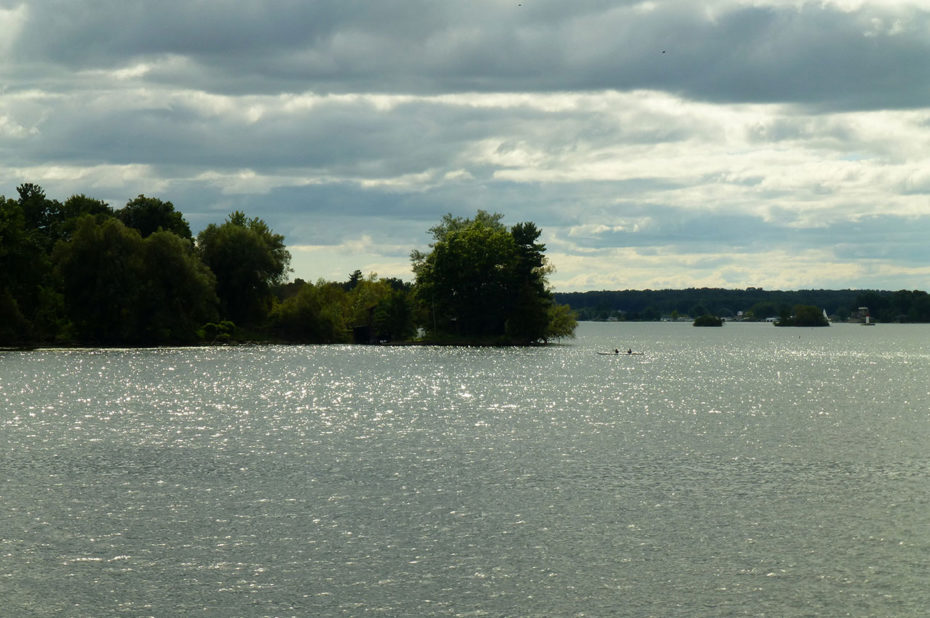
<box><xmin>344</xmin><ymin>269</ymin><xmax>364</xmax><ymax>291</ymax></box>
<box><xmin>53</xmin><ymin>217</ymin><xmax>218</xmax><ymax>344</ymax></box>
<box><xmin>774</xmin><ymin>305</ymin><xmax>830</xmax><ymax>327</ymax></box>
<box><xmin>546</xmin><ymin>303</ymin><xmax>578</xmax><ymax>340</ymax></box>
<box><xmin>748</xmin><ymin>301</ymin><xmax>780</xmax><ymax>320</ymax></box>
<box><xmin>412</xmin><ymin>210</ymin><xmax>574</xmax><ymax>344</ymax></box>
<box><xmin>556</xmin><ymin>288</ymin><xmax>862</xmax><ymax>322</ymax></box>
<box><xmin>53</xmin><ymin>217</ymin><xmax>147</xmax><ymax>344</ymax></box>
<box><xmin>62</xmin><ymin>194</ymin><xmax>113</xmax><ymax>220</ymax></box>
<box><xmin>117</xmin><ymin>195</ymin><xmax>191</xmax><ymax>239</ymax></box>
<box><xmin>373</xmin><ymin>288</ymin><xmax>417</xmax><ymax>342</ymax></box>
<box><xmin>137</xmin><ymin>230</ymin><xmax>219</xmax><ymax>343</ymax></box>
<box><xmin>345</xmin><ymin>275</ymin><xmax>392</xmax><ymax>327</ymax></box>
<box><xmin>856</xmin><ymin>289</ymin><xmax>930</xmax><ymax>322</ymax></box>
<box><xmin>0</xmin><ymin>196</ymin><xmax>50</xmax><ymax>343</ymax></box>
<box><xmin>269</xmin><ymin>280</ymin><xmax>350</xmax><ymax>343</ymax></box>
<box><xmin>0</xmin><ymin>287</ymin><xmax>31</xmax><ymax>345</ymax></box>
<box><xmin>200</xmin><ymin>320</ymin><xmax>237</xmax><ymax>343</ymax></box>
<box><xmin>197</xmin><ymin>211</ymin><xmax>291</xmax><ymax>326</ymax></box>
<box><xmin>412</xmin><ymin>211</ymin><xmax>514</xmax><ymax>337</ymax></box>
<box><xmin>57</xmin><ymin>195</ymin><xmax>115</xmax><ymax>242</ymax></box>
<box><xmin>693</xmin><ymin>314</ymin><xmax>724</xmax><ymax>326</ymax></box>
<box><xmin>18</xmin><ymin>183</ymin><xmax>63</xmax><ymax>245</ymax></box>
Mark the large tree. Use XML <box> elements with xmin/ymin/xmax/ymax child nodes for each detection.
<box><xmin>411</xmin><ymin>211</ymin><xmax>575</xmax><ymax>343</ymax></box>
<box><xmin>53</xmin><ymin>217</ymin><xmax>147</xmax><ymax>343</ymax></box>
<box><xmin>0</xmin><ymin>196</ymin><xmax>48</xmax><ymax>344</ymax></box>
<box><xmin>136</xmin><ymin>230</ymin><xmax>219</xmax><ymax>343</ymax></box>
<box><xmin>117</xmin><ymin>195</ymin><xmax>191</xmax><ymax>239</ymax></box>
<box><xmin>2</xmin><ymin>187</ymin><xmax>121</xmax><ymax>344</ymax></box>
<box><xmin>197</xmin><ymin>211</ymin><xmax>290</xmax><ymax>326</ymax></box>
<box><xmin>53</xmin><ymin>217</ymin><xmax>218</xmax><ymax>344</ymax></box>
<box><xmin>18</xmin><ymin>183</ymin><xmax>62</xmax><ymax>242</ymax></box>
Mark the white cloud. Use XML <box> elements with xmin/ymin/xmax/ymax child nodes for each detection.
<box><xmin>0</xmin><ymin>3</ymin><xmax>26</xmax><ymax>55</ymax></box>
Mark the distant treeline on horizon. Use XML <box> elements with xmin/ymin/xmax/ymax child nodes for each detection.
<box><xmin>554</xmin><ymin>288</ymin><xmax>930</xmax><ymax>323</ymax></box>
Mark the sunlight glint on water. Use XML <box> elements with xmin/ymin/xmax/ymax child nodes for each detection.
<box><xmin>1</xmin><ymin>322</ymin><xmax>929</xmax><ymax>615</ymax></box>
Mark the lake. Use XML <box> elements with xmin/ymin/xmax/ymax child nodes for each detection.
<box><xmin>2</xmin><ymin>322</ymin><xmax>929</xmax><ymax>616</ymax></box>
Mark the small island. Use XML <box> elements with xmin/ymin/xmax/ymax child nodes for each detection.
<box><xmin>693</xmin><ymin>314</ymin><xmax>724</xmax><ymax>326</ymax></box>
<box><xmin>774</xmin><ymin>305</ymin><xmax>830</xmax><ymax>327</ymax></box>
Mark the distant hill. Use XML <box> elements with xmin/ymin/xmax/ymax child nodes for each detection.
<box><xmin>552</xmin><ymin>288</ymin><xmax>930</xmax><ymax>323</ymax></box>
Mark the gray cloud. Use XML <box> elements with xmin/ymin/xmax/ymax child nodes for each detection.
<box><xmin>2</xmin><ymin>0</ymin><xmax>930</xmax><ymax>290</ymax></box>
<box><xmin>9</xmin><ymin>1</ymin><xmax>930</xmax><ymax>108</ymax></box>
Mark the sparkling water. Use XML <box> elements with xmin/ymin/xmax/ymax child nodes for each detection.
<box><xmin>2</xmin><ymin>322</ymin><xmax>929</xmax><ymax>615</ymax></box>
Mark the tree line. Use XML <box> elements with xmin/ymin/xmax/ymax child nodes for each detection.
<box><xmin>555</xmin><ymin>287</ymin><xmax>930</xmax><ymax>323</ymax></box>
<box><xmin>0</xmin><ymin>184</ymin><xmax>576</xmax><ymax>347</ymax></box>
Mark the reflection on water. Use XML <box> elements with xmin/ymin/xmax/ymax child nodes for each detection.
<box><xmin>1</xmin><ymin>323</ymin><xmax>929</xmax><ymax>615</ymax></box>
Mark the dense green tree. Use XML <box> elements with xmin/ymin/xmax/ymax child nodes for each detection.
<box><xmin>546</xmin><ymin>303</ymin><xmax>578</xmax><ymax>340</ymax></box>
<box><xmin>117</xmin><ymin>195</ymin><xmax>191</xmax><ymax>239</ymax></box>
<box><xmin>197</xmin><ymin>211</ymin><xmax>291</xmax><ymax>326</ymax></box>
<box><xmin>882</xmin><ymin>290</ymin><xmax>930</xmax><ymax>322</ymax></box>
<box><xmin>136</xmin><ymin>230</ymin><xmax>219</xmax><ymax>343</ymax></box>
<box><xmin>53</xmin><ymin>217</ymin><xmax>147</xmax><ymax>344</ymax></box>
<box><xmin>0</xmin><ymin>196</ymin><xmax>58</xmax><ymax>344</ymax></box>
<box><xmin>18</xmin><ymin>183</ymin><xmax>63</xmax><ymax>243</ymax></box>
<box><xmin>748</xmin><ymin>302</ymin><xmax>779</xmax><ymax>320</ymax></box>
<box><xmin>269</xmin><ymin>280</ymin><xmax>350</xmax><ymax>343</ymax></box>
<box><xmin>689</xmin><ymin>304</ymin><xmax>708</xmax><ymax>318</ymax></box>
<box><xmin>343</xmin><ymin>274</ymin><xmax>416</xmax><ymax>342</ymax></box>
<box><xmin>693</xmin><ymin>314</ymin><xmax>724</xmax><ymax>326</ymax></box>
<box><xmin>345</xmin><ymin>275</ymin><xmax>392</xmax><ymax>326</ymax></box>
<box><xmin>505</xmin><ymin>221</ymin><xmax>556</xmax><ymax>342</ymax></box>
<box><xmin>373</xmin><ymin>288</ymin><xmax>417</xmax><ymax>341</ymax></box>
<box><xmin>0</xmin><ymin>199</ymin><xmax>33</xmax><ymax>344</ymax></box>
<box><xmin>774</xmin><ymin>304</ymin><xmax>829</xmax><ymax>327</ymax></box>
<box><xmin>411</xmin><ymin>211</ymin><xmax>574</xmax><ymax>343</ymax></box>
<box><xmin>53</xmin><ymin>217</ymin><xmax>218</xmax><ymax>344</ymax></box>
<box><xmin>413</xmin><ymin>211</ymin><xmax>508</xmax><ymax>337</ymax></box>
<box><xmin>54</xmin><ymin>194</ymin><xmax>115</xmax><ymax>243</ymax></box>
<box><xmin>0</xmin><ymin>287</ymin><xmax>31</xmax><ymax>345</ymax></box>
<box><xmin>62</xmin><ymin>194</ymin><xmax>113</xmax><ymax>220</ymax></box>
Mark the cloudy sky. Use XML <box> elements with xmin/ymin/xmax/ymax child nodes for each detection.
<box><xmin>2</xmin><ymin>0</ymin><xmax>930</xmax><ymax>291</ymax></box>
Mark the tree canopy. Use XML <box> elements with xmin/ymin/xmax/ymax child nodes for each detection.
<box><xmin>53</xmin><ymin>217</ymin><xmax>218</xmax><ymax>344</ymax></box>
<box><xmin>197</xmin><ymin>211</ymin><xmax>290</xmax><ymax>326</ymax></box>
<box><xmin>117</xmin><ymin>195</ymin><xmax>191</xmax><ymax>239</ymax></box>
<box><xmin>775</xmin><ymin>305</ymin><xmax>830</xmax><ymax>327</ymax></box>
<box><xmin>411</xmin><ymin>210</ymin><xmax>575</xmax><ymax>344</ymax></box>
<box><xmin>2</xmin><ymin>185</ymin><xmax>583</xmax><ymax>347</ymax></box>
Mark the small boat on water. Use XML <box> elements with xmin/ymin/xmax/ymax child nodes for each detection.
<box><xmin>598</xmin><ymin>349</ymin><xmax>643</xmax><ymax>356</ymax></box>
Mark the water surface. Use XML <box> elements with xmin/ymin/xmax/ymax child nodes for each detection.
<box><xmin>2</xmin><ymin>322</ymin><xmax>929</xmax><ymax>615</ymax></box>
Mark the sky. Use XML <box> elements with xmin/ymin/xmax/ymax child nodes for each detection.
<box><xmin>2</xmin><ymin>0</ymin><xmax>930</xmax><ymax>292</ymax></box>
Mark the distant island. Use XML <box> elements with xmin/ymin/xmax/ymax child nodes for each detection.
<box><xmin>773</xmin><ymin>305</ymin><xmax>830</xmax><ymax>327</ymax></box>
<box><xmin>693</xmin><ymin>314</ymin><xmax>724</xmax><ymax>326</ymax></box>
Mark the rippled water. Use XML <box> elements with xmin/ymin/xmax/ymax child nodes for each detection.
<box><xmin>2</xmin><ymin>322</ymin><xmax>929</xmax><ymax>616</ymax></box>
